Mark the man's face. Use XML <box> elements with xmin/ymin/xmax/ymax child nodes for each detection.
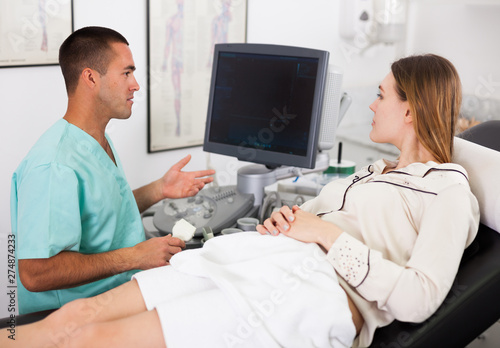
<box><xmin>97</xmin><ymin>42</ymin><xmax>140</xmax><ymax>120</ymax></box>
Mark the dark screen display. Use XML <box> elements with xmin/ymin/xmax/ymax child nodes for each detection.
<box><xmin>207</xmin><ymin>52</ymin><xmax>319</xmax><ymax>159</ymax></box>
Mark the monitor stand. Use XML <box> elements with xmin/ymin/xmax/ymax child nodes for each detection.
<box><xmin>236</xmin><ymin>152</ymin><xmax>330</xmax><ymax>207</ymax></box>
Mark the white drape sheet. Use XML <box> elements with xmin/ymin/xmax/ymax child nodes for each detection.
<box><xmin>135</xmin><ymin>232</ymin><xmax>356</xmax><ymax>348</ymax></box>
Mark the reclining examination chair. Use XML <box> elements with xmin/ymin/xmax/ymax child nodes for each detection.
<box><xmin>2</xmin><ymin>121</ymin><xmax>500</xmax><ymax>348</ymax></box>
<box><xmin>370</xmin><ymin>120</ymin><xmax>500</xmax><ymax>348</ymax></box>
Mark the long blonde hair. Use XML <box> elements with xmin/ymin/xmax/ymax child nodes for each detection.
<box><xmin>391</xmin><ymin>54</ymin><xmax>462</xmax><ymax>163</ymax></box>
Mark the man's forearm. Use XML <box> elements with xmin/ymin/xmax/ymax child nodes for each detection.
<box><xmin>133</xmin><ymin>180</ymin><xmax>162</xmax><ymax>214</ymax></box>
<box><xmin>19</xmin><ymin>248</ymin><xmax>135</xmax><ymax>292</ymax></box>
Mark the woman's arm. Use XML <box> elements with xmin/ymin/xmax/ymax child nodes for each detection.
<box><xmin>257</xmin><ymin>205</ymin><xmax>343</xmax><ymax>250</ymax></box>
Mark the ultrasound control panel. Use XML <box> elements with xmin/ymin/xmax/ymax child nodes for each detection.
<box><xmin>152</xmin><ymin>185</ymin><xmax>255</xmax><ymax>238</ymax></box>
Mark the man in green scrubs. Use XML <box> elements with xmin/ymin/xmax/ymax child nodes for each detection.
<box><xmin>10</xmin><ymin>26</ymin><xmax>215</xmax><ymax>314</ymax></box>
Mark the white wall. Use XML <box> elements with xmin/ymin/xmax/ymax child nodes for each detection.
<box><xmin>2</xmin><ymin>0</ymin><xmax>500</xmax><ymax>318</ymax></box>
<box><xmin>406</xmin><ymin>0</ymin><xmax>500</xmax><ymax>120</ymax></box>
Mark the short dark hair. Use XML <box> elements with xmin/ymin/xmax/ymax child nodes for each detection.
<box><xmin>59</xmin><ymin>26</ymin><xmax>129</xmax><ymax>95</ymax></box>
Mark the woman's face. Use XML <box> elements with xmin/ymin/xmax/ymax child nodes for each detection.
<box><xmin>369</xmin><ymin>72</ymin><xmax>411</xmax><ymax>147</ymax></box>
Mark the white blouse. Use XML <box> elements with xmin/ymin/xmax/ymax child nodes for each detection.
<box><xmin>301</xmin><ymin>159</ymin><xmax>480</xmax><ymax>347</ymax></box>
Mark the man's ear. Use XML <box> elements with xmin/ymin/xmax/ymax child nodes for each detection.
<box><xmin>81</xmin><ymin>68</ymin><xmax>98</xmax><ymax>89</ymax></box>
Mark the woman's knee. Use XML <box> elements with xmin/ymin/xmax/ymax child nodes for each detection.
<box><xmin>43</xmin><ymin>298</ymin><xmax>82</xmax><ymax>328</ymax></box>
<box><xmin>39</xmin><ymin>299</ymin><xmax>94</xmax><ymax>346</ymax></box>
<box><xmin>65</xmin><ymin>323</ymin><xmax>105</xmax><ymax>348</ymax></box>
<box><xmin>55</xmin><ymin>298</ymin><xmax>94</xmax><ymax>323</ymax></box>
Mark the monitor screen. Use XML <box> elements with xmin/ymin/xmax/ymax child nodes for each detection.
<box><xmin>203</xmin><ymin>43</ymin><xmax>329</xmax><ymax>169</ymax></box>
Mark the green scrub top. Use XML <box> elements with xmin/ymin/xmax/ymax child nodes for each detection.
<box><xmin>11</xmin><ymin>119</ymin><xmax>145</xmax><ymax>314</ymax></box>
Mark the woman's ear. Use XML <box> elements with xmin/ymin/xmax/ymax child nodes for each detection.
<box><xmin>404</xmin><ymin>105</ymin><xmax>413</xmax><ymax>124</ymax></box>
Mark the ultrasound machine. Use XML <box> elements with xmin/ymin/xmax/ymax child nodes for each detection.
<box><xmin>143</xmin><ymin>43</ymin><xmax>350</xmax><ymax>248</ymax></box>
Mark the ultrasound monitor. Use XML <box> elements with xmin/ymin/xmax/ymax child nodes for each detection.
<box><xmin>203</xmin><ymin>43</ymin><xmax>346</xmax><ymax>205</ymax></box>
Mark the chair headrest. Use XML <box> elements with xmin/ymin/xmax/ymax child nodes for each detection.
<box><xmin>453</xmin><ymin>137</ymin><xmax>500</xmax><ymax>232</ymax></box>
